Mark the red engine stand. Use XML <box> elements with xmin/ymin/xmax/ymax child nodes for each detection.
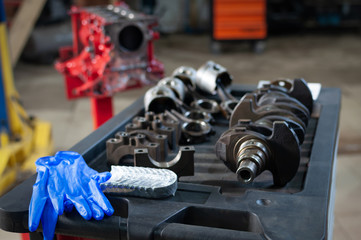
<box><xmin>91</xmin><ymin>97</ymin><xmax>113</xmax><ymax>129</ymax></box>
<box><xmin>55</xmin><ymin>4</ymin><xmax>164</xmax><ymax>129</ymax></box>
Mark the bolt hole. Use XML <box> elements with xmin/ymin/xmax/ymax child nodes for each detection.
<box><xmin>137</xmin><ymin>149</ymin><xmax>143</xmax><ymax>153</ymax></box>
<box><xmin>239</xmin><ymin>170</ymin><xmax>252</xmax><ymax>181</ymax></box>
<box><xmin>184</xmin><ymin>147</ymin><xmax>190</xmax><ymax>150</ymax></box>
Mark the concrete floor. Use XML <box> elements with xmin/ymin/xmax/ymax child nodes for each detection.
<box><xmin>1</xmin><ymin>33</ymin><xmax>361</xmax><ymax>239</ymax></box>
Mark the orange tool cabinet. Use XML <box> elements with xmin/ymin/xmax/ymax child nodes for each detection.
<box><xmin>211</xmin><ymin>0</ymin><xmax>267</xmax><ymax>53</ymax></box>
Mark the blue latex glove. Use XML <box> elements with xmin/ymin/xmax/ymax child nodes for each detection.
<box><xmin>29</xmin><ymin>151</ymin><xmax>114</xmax><ymax>240</ymax></box>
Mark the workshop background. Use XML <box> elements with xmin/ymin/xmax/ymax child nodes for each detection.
<box><xmin>1</xmin><ymin>0</ymin><xmax>361</xmax><ymax>239</ymax></box>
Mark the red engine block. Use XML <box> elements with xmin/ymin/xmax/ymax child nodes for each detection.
<box><xmin>55</xmin><ymin>4</ymin><xmax>164</xmax><ymax>99</ymax></box>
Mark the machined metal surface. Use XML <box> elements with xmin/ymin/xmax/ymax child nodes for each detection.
<box><xmin>216</xmin><ymin>121</ymin><xmax>301</xmax><ymax>186</ymax></box>
<box><xmin>190</xmin><ymin>99</ymin><xmax>220</xmax><ymax>114</ymax></box>
<box><xmin>195</xmin><ymin>61</ymin><xmax>232</xmax><ymax>94</ymax></box>
<box><xmin>135</xmin><ymin>146</ymin><xmax>195</xmax><ymax>178</ymax></box>
<box><xmin>166</xmin><ymin>110</ymin><xmax>213</xmax><ymax>144</ymax></box>
<box><xmin>172</xmin><ymin>66</ymin><xmax>197</xmax><ymax>90</ymax></box>
<box><xmin>217</xmin><ymin>79</ymin><xmax>314</xmax><ymax>185</ymax></box>
<box><xmin>158</xmin><ymin>77</ymin><xmax>186</xmax><ymax>101</ymax></box>
<box><xmin>106</xmin><ymin>132</ymin><xmax>194</xmax><ymax>177</ymax></box>
<box><xmin>194</xmin><ymin>61</ymin><xmax>236</xmax><ymax>118</ymax></box>
<box><xmin>144</xmin><ymin>85</ymin><xmax>178</xmax><ymax>113</ymax></box>
<box><xmin>259</xmin><ymin>78</ymin><xmax>314</xmax><ymax>113</ymax></box>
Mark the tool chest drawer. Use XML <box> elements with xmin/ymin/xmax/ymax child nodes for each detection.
<box><xmin>212</xmin><ymin>0</ymin><xmax>267</xmax><ymax>40</ymax></box>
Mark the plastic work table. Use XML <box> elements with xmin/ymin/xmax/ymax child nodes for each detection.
<box><xmin>0</xmin><ymin>85</ymin><xmax>341</xmax><ymax>240</ymax></box>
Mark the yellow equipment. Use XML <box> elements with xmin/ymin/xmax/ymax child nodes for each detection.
<box><xmin>0</xmin><ymin>5</ymin><xmax>53</xmax><ymax>195</ymax></box>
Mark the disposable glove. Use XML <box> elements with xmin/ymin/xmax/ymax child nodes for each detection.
<box><xmin>29</xmin><ymin>151</ymin><xmax>114</xmax><ymax>240</ymax></box>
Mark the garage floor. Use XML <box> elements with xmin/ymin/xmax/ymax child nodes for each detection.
<box><xmin>1</xmin><ymin>33</ymin><xmax>361</xmax><ymax>239</ymax></box>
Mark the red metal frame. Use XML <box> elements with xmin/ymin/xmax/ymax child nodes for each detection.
<box><xmin>55</xmin><ymin>5</ymin><xmax>164</xmax><ymax>128</ymax></box>
<box><xmin>91</xmin><ymin>97</ymin><xmax>113</xmax><ymax>128</ymax></box>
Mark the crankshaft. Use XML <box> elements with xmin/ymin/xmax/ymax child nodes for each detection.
<box><xmin>216</xmin><ymin>79</ymin><xmax>313</xmax><ymax>186</ymax></box>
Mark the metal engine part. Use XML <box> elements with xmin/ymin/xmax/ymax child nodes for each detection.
<box><xmin>190</xmin><ymin>99</ymin><xmax>220</xmax><ymax>114</ymax></box>
<box><xmin>144</xmin><ymin>85</ymin><xmax>178</xmax><ymax>113</ymax></box>
<box><xmin>220</xmin><ymin>100</ymin><xmax>238</xmax><ymax>119</ymax></box>
<box><xmin>106</xmin><ymin>131</ymin><xmax>194</xmax><ymax>177</ymax></box>
<box><xmin>184</xmin><ymin>110</ymin><xmax>213</xmax><ymax>123</ymax></box>
<box><xmin>107</xmin><ymin>131</ymin><xmax>167</xmax><ymax>165</ymax></box>
<box><xmin>216</xmin><ymin>121</ymin><xmax>300</xmax><ymax>186</ymax></box>
<box><xmin>135</xmin><ymin>146</ymin><xmax>195</xmax><ymax>178</ymax></box>
<box><xmin>172</xmin><ymin>66</ymin><xmax>197</xmax><ymax>91</ymax></box>
<box><xmin>230</xmin><ymin>79</ymin><xmax>313</xmax><ymax>144</ymax></box>
<box><xmin>194</xmin><ymin>61</ymin><xmax>237</xmax><ymax>118</ymax></box>
<box><xmin>158</xmin><ymin>77</ymin><xmax>186</xmax><ymax>101</ymax></box>
<box><xmin>106</xmin><ymin>111</ymin><xmax>194</xmax><ymax>177</ymax></box>
<box><xmin>259</xmin><ymin>78</ymin><xmax>314</xmax><ymax>113</ymax></box>
<box><xmin>143</xmin><ymin>75</ymin><xmax>215</xmax><ymax>143</ymax></box>
<box><xmin>218</xmin><ymin>85</ymin><xmax>238</xmax><ymax>119</ymax></box>
<box><xmin>195</xmin><ymin>61</ymin><xmax>232</xmax><ymax>95</ymax></box>
<box><xmin>126</xmin><ymin>112</ymin><xmax>181</xmax><ymax>150</ymax></box>
<box><xmin>166</xmin><ymin>110</ymin><xmax>213</xmax><ymax>143</ymax></box>
<box><xmin>216</xmin><ymin>78</ymin><xmax>314</xmax><ymax>185</ymax></box>
<box><xmin>230</xmin><ymin>93</ymin><xmax>308</xmax><ymax>144</ymax></box>
<box><xmin>145</xmin><ymin>63</ymin><xmax>227</xmax><ymax>116</ymax></box>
